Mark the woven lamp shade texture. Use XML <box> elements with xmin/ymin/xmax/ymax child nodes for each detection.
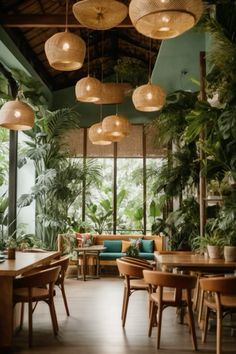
<box><xmin>132</xmin><ymin>83</ymin><xmax>166</xmax><ymax>112</ymax></box>
<box><xmin>45</xmin><ymin>31</ymin><xmax>86</xmax><ymax>71</ymax></box>
<box><xmin>73</xmin><ymin>0</ymin><xmax>128</xmax><ymax>30</ymax></box>
<box><xmin>129</xmin><ymin>0</ymin><xmax>203</xmax><ymax>39</ymax></box>
<box><xmin>75</xmin><ymin>76</ymin><xmax>101</xmax><ymax>102</ymax></box>
<box><xmin>102</xmin><ymin>114</ymin><xmax>130</xmax><ymax>142</ymax></box>
<box><xmin>88</xmin><ymin>122</ymin><xmax>112</xmax><ymax>145</ymax></box>
<box><xmin>95</xmin><ymin>83</ymin><xmax>125</xmax><ymax>104</ymax></box>
<box><xmin>0</xmin><ymin>100</ymin><xmax>34</xmax><ymax>131</ymax></box>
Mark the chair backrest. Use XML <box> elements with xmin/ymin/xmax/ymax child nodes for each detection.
<box><xmin>120</xmin><ymin>256</ymin><xmax>154</xmax><ymax>269</ymax></box>
<box><xmin>117</xmin><ymin>258</ymin><xmax>150</xmax><ymax>278</ymax></box>
<box><xmin>14</xmin><ymin>266</ymin><xmax>61</xmax><ymax>289</ymax></box>
<box><xmin>143</xmin><ymin>270</ymin><xmax>197</xmax><ymax>290</ymax></box>
<box><xmin>50</xmin><ymin>256</ymin><xmax>70</xmax><ymax>283</ymax></box>
<box><xmin>200</xmin><ymin>276</ymin><xmax>236</xmax><ymax>295</ymax></box>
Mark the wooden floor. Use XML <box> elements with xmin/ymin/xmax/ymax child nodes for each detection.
<box><xmin>12</xmin><ymin>276</ymin><xmax>236</xmax><ymax>354</ymax></box>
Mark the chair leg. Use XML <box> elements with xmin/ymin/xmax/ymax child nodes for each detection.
<box><xmin>121</xmin><ymin>287</ymin><xmax>127</xmax><ymax>321</ymax></box>
<box><xmin>28</xmin><ymin>300</ymin><xmax>33</xmax><ymax>347</ymax></box>
<box><xmin>202</xmin><ymin>306</ymin><xmax>210</xmax><ymax>343</ymax></box>
<box><xmin>186</xmin><ymin>290</ymin><xmax>198</xmax><ymax>351</ymax></box>
<box><xmin>156</xmin><ymin>303</ymin><xmax>163</xmax><ymax>349</ymax></box>
<box><xmin>49</xmin><ymin>299</ymin><xmax>59</xmax><ymax>335</ymax></box>
<box><xmin>216</xmin><ymin>307</ymin><xmax>222</xmax><ymax>354</ymax></box>
<box><xmin>60</xmin><ymin>284</ymin><xmax>70</xmax><ymax>316</ymax></box>
<box><xmin>122</xmin><ymin>287</ymin><xmax>130</xmax><ymax>327</ymax></box>
<box><xmin>19</xmin><ymin>302</ymin><xmax>24</xmax><ymax>330</ymax></box>
<box><xmin>148</xmin><ymin>301</ymin><xmax>157</xmax><ymax>337</ymax></box>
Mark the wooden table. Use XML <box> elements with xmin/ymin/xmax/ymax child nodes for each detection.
<box><xmin>75</xmin><ymin>245</ymin><xmax>106</xmax><ymax>281</ymax></box>
<box><xmin>155</xmin><ymin>252</ymin><xmax>236</xmax><ymax>273</ymax></box>
<box><xmin>0</xmin><ymin>251</ymin><xmax>60</xmax><ymax>349</ymax></box>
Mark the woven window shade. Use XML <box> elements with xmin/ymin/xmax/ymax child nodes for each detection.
<box><xmin>117</xmin><ymin>125</ymin><xmax>143</xmax><ymax>157</ymax></box>
<box><xmin>73</xmin><ymin>0</ymin><xmax>128</xmax><ymax>30</ymax></box>
<box><xmin>87</xmin><ymin>134</ymin><xmax>114</xmax><ymax>157</ymax></box>
<box><xmin>129</xmin><ymin>0</ymin><xmax>203</xmax><ymax>39</ymax></box>
<box><xmin>145</xmin><ymin>127</ymin><xmax>167</xmax><ymax>158</ymax></box>
<box><xmin>60</xmin><ymin>128</ymin><xmax>84</xmax><ymax>157</ymax></box>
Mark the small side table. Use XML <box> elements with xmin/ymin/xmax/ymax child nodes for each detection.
<box><xmin>75</xmin><ymin>245</ymin><xmax>106</xmax><ymax>281</ymax></box>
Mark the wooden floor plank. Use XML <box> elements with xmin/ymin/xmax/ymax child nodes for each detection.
<box><xmin>12</xmin><ymin>277</ymin><xmax>236</xmax><ymax>354</ymax></box>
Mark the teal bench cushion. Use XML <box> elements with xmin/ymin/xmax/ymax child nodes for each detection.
<box><xmin>140</xmin><ymin>240</ymin><xmax>154</xmax><ymax>253</ymax></box>
<box><xmin>139</xmin><ymin>252</ymin><xmax>154</xmax><ymax>260</ymax></box>
<box><xmin>103</xmin><ymin>240</ymin><xmax>122</xmax><ymax>253</ymax></box>
<box><xmin>99</xmin><ymin>252</ymin><xmax>123</xmax><ymax>260</ymax></box>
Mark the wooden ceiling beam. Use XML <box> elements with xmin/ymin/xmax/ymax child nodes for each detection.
<box><xmin>0</xmin><ymin>14</ymin><xmax>133</xmax><ymax>28</ymax></box>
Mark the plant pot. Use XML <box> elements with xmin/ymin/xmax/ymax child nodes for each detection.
<box><xmin>207</xmin><ymin>245</ymin><xmax>222</xmax><ymax>259</ymax></box>
<box><xmin>8</xmin><ymin>248</ymin><xmax>16</xmax><ymax>259</ymax></box>
<box><xmin>224</xmin><ymin>246</ymin><xmax>236</xmax><ymax>262</ymax></box>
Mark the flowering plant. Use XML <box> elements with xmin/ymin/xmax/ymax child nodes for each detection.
<box><xmin>76</xmin><ymin>233</ymin><xmax>94</xmax><ymax>247</ymax></box>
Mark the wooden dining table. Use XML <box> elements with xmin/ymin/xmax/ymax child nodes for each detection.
<box><xmin>154</xmin><ymin>252</ymin><xmax>236</xmax><ymax>273</ymax></box>
<box><xmin>0</xmin><ymin>250</ymin><xmax>60</xmax><ymax>350</ymax></box>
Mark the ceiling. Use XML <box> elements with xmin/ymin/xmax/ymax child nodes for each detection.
<box><xmin>0</xmin><ymin>0</ymin><xmax>234</xmax><ymax>92</ymax></box>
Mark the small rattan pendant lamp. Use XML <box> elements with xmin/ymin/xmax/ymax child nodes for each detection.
<box><xmin>129</xmin><ymin>0</ymin><xmax>203</xmax><ymax>40</ymax></box>
<box><xmin>102</xmin><ymin>113</ymin><xmax>130</xmax><ymax>142</ymax></box>
<box><xmin>88</xmin><ymin>105</ymin><xmax>112</xmax><ymax>145</ymax></box>
<box><xmin>75</xmin><ymin>31</ymin><xmax>101</xmax><ymax>102</ymax></box>
<box><xmin>45</xmin><ymin>0</ymin><xmax>86</xmax><ymax>71</ymax></box>
<box><xmin>132</xmin><ymin>39</ymin><xmax>166</xmax><ymax>112</ymax></box>
<box><xmin>0</xmin><ymin>96</ymin><xmax>34</xmax><ymax>131</ymax></box>
<box><xmin>73</xmin><ymin>0</ymin><xmax>128</xmax><ymax>30</ymax></box>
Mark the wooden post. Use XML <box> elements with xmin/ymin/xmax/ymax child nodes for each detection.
<box><xmin>199</xmin><ymin>51</ymin><xmax>207</xmax><ymax>237</ymax></box>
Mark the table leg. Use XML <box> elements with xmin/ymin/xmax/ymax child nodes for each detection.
<box><xmin>0</xmin><ymin>276</ymin><xmax>14</xmax><ymax>348</ymax></box>
<box><xmin>83</xmin><ymin>251</ymin><xmax>86</xmax><ymax>281</ymax></box>
<box><xmin>96</xmin><ymin>252</ymin><xmax>100</xmax><ymax>278</ymax></box>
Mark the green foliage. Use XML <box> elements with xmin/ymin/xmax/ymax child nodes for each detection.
<box><xmin>114</xmin><ymin>56</ymin><xmax>148</xmax><ymax>87</ymax></box>
<box><xmin>125</xmin><ymin>244</ymin><xmax>140</xmax><ymax>258</ymax></box>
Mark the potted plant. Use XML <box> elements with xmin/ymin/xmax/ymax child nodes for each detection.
<box><xmin>6</xmin><ymin>236</ymin><xmax>17</xmax><ymax>259</ymax></box>
<box><xmin>223</xmin><ymin>232</ymin><xmax>236</xmax><ymax>262</ymax></box>
<box><xmin>192</xmin><ymin>232</ymin><xmax>224</xmax><ymax>259</ymax></box>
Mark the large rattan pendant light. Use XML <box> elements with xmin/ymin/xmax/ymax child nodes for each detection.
<box><xmin>102</xmin><ymin>114</ymin><xmax>130</xmax><ymax>142</ymax></box>
<box><xmin>88</xmin><ymin>122</ymin><xmax>112</xmax><ymax>145</ymax></box>
<box><xmin>75</xmin><ymin>31</ymin><xmax>101</xmax><ymax>102</ymax></box>
<box><xmin>45</xmin><ymin>0</ymin><xmax>86</xmax><ymax>71</ymax></box>
<box><xmin>132</xmin><ymin>39</ymin><xmax>166</xmax><ymax>112</ymax></box>
<box><xmin>0</xmin><ymin>96</ymin><xmax>34</xmax><ymax>131</ymax></box>
<box><xmin>73</xmin><ymin>0</ymin><xmax>128</xmax><ymax>30</ymax></box>
<box><xmin>94</xmin><ymin>82</ymin><xmax>125</xmax><ymax>104</ymax></box>
<box><xmin>129</xmin><ymin>0</ymin><xmax>203</xmax><ymax>40</ymax></box>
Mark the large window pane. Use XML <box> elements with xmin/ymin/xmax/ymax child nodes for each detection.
<box><xmin>117</xmin><ymin>158</ymin><xmax>143</xmax><ymax>234</ymax></box>
<box><xmin>0</xmin><ymin>128</ymin><xmax>9</xmax><ymax>247</ymax></box>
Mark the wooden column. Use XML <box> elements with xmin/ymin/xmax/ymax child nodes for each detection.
<box><xmin>113</xmin><ymin>143</ymin><xmax>117</xmax><ymax>234</ymax></box>
<box><xmin>143</xmin><ymin>126</ymin><xmax>147</xmax><ymax>235</ymax></box>
<box><xmin>199</xmin><ymin>51</ymin><xmax>207</xmax><ymax>237</ymax></box>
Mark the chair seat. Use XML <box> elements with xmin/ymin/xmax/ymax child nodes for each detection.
<box><xmin>14</xmin><ymin>287</ymin><xmax>50</xmax><ymax>302</ymax></box>
<box><xmin>129</xmin><ymin>278</ymin><xmax>148</xmax><ymax>289</ymax></box>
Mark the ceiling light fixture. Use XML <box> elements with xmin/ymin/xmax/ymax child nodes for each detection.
<box><xmin>129</xmin><ymin>0</ymin><xmax>203</xmax><ymax>40</ymax></box>
<box><xmin>102</xmin><ymin>114</ymin><xmax>130</xmax><ymax>142</ymax></box>
<box><xmin>73</xmin><ymin>0</ymin><xmax>128</xmax><ymax>30</ymax></box>
<box><xmin>45</xmin><ymin>0</ymin><xmax>86</xmax><ymax>71</ymax></box>
<box><xmin>0</xmin><ymin>96</ymin><xmax>35</xmax><ymax>131</ymax></box>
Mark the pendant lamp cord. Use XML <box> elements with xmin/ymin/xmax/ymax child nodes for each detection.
<box><xmin>87</xmin><ymin>30</ymin><xmax>90</xmax><ymax>76</ymax></box>
<box><xmin>148</xmin><ymin>38</ymin><xmax>152</xmax><ymax>83</ymax></box>
<box><xmin>65</xmin><ymin>0</ymin><xmax>69</xmax><ymax>32</ymax></box>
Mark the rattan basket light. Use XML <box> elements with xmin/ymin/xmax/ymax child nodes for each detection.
<box><xmin>45</xmin><ymin>30</ymin><xmax>86</xmax><ymax>71</ymax></box>
<box><xmin>75</xmin><ymin>76</ymin><xmax>102</xmax><ymax>102</ymax></box>
<box><xmin>0</xmin><ymin>98</ymin><xmax>34</xmax><ymax>130</ymax></box>
<box><xmin>129</xmin><ymin>0</ymin><xmax>203</xmax><ymax>39</ymax></box>
<box><xmin>102</xmin><ymin>114</ymin><xmax>130</xmax><ymax>142</ymax></box>
<box><xmin>132</xmin><ymin>82</ymin><xmax>166</xmax><ymax>112</ymax></box>
<box><xmin>95</xmin><ymin>83</ymin><xmax>125</xmax><ymax>104</ymax></box>
<box><xmin>73</xmin><ymin>0</ymin><xmax>128</xmax><ymax>30</ymax></box>
<box><xmin>88</xmin><ymin>122</ymin><xmax>112</xmax><ymax>145</ymax></box>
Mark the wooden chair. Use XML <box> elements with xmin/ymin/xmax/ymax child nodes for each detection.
<box><xmin>200</xmin><ymin>276</ymin><xmax>236</xmax><ymax>354</ymax></box>
<box><xmin>120</xmin><ymin>256</ymin><xmax>156</xmax><ymax>269</ymax></box>
<box><xmin>116</xmin><ymin>258</ymin><xmax>152</xmax><ymax>327</ymax></box>
<box><xmin>13</xmin><ymin>266</ymin><xmax>61</xmax><ymax>347</ymax></box>
<box><xmin>143</xmin><ymin>270</ymin><xmax>198</xmax><ymax>351</ymax></box>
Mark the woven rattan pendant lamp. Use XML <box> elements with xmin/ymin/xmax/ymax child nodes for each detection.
<box><xmin>75</xmin><ymin>31</ymin><xmax>101</xmax><ymax>102</ymax></box>
<box><xmin>0</xmin><ymin>97</ymin><xmax>34</xmax><ymax>131</ymax></box>
<box><xmin>94</xmin><ymin>83</ymin><xmax>125</xmax><ymax>104</ymax></box>
<box><xmin>45</xmin><ymin>0</ymin><xmax>86</xmax><ymax>71</ymax></box>
<box><xmin>73</xmin><ymin>0</ymin><xmax>128</xmax><ymax>30</ymax></box>
<box><xmin>88</xmin><ymin>122</ymin><xmax>112</xmax><ymax>145</ymax></box>
<box><xmin>102</xmin><ymin>114</ymin><xmax>130</xmax><ymax>142</ymax></box>
<box><xmin>129</xmin><ymin>0</ymin><xmax>203</xmax><ymax>40</ymax></box>
<box><xmin>132</xmin><ymin>82</ymin><xmax>166</xmax><ymax>112</ymax></box>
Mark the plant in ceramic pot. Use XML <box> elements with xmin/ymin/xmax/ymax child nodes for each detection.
<box><xmin>6</xmin><ymin>236</ymin><xmax>17</xmax><ymax>259</ymax></box>
<box><xmin>192</xmin><ymin>232</ymin><xmax>224</xmax><ymax>259</ymax></box>
<box><xmin>223</xmin><ymin>232</ymin><xmax>236</xmax><ymax>262</ymax></box>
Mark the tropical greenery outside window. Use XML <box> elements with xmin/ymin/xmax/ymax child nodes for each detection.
<box><xmin>0</xmin><ymin>127</ymin><xmax>9</xmax><ymax>248</ymax></box>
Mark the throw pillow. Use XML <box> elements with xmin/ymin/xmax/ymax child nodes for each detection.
<box><xmin>141</xmin><ymin>240</ymin><xmax>154</xmax><ymax>253</ymax></box>
<box><xmin>122</xmin><ymin>240</ymin><xmax>131</xmax><ymax>252</ymax></box>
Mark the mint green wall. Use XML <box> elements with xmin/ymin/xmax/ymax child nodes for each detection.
<box><xmin>0</xmin><ymin>27</ymin><xmax>52</xmax><ymax>104</ymax></box>
<box><xmin>152</xmin><ymin>29</ymin><xmax>206</xmax><ymax>93</ymax></box>
<box><xmin>52</xmin><ymin>29</ymin><xmax>206</xmax><ymax>127</ymax></box>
